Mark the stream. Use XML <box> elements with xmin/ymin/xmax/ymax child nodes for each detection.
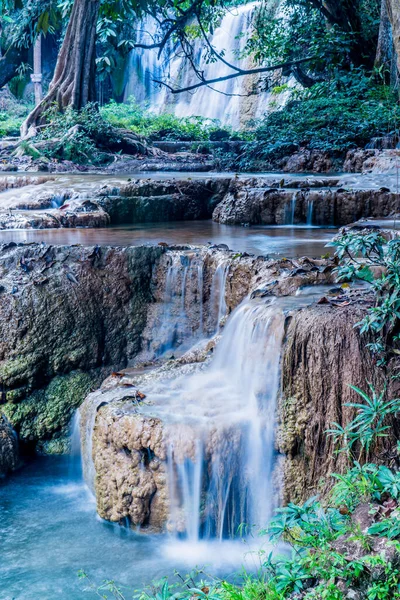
<box><xmin>0</xmin><ymin>169</ymin><xmax>371</xmax><ymax>600</ymax></box>
<box><xmin>0</xmin><ymin>221</ymin><xmax>335</xmax><ymax>258</ymax></box>
<box><xmin>0</xmin><ymin>457</ymin><xmax>266</xmax><ymax>599</ymax></box>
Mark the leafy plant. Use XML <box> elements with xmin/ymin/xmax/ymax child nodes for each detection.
<box><xmin>331</xmin><ymin>230</ymin><xmax>400</xmax><ymax>365</ymax></box>
<box><xmin>327</xmin><ymin>384</ymin><xmax>400</xmax><ymax>459</ymax></box>
<box><xmin>101</xmin><ymin>98</ymin><xmax>241</xmax><ymax>142</ymax></box>
<box><xmin>236</xmin><ymin>69</ymin><xmax>398</xmax><ymax>170</ymax></box>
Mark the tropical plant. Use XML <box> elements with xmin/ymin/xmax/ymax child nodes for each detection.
<box><xmin>327</xmin><ymin>384</ymin><xmax>400</xmax><ymax>459</ymax></box>
<box><xmin>331</xmin><ymin>230</ymin><xmax>400</xmax><ymax>365</ymax></box>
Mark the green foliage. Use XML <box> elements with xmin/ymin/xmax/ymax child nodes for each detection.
<box><xmin>327</xmin><ymin>384</ymin><xmax>400</xmax><ymax>459</ymax></box>
<box><xmin>265</xmin><ymin>495</ymin><xmax>347</xmax><ymax>546</ymax></box>
<box><xmin>101</xmin><ymin>98</ymin><xmax>239</xmax><ymax>142</ymax></box>
<box><xmin>247</xmin><ymin>0</ymin><xmax>380</xmax><ymax>76</ymax></box>
<box><xmin>238</xmin><ymin>70</ymin><xmax>397</xmax><ymax>168</ymax></box>
<box><xmin>368</xmin><ymin>516</ymin><xmax>400</xmax><ymax>539</ymax></box>
<box><xmin>331</xmin><ymin>230</ymin><xmax>400</xmax><ymax>364</ymax></box>
<box><xmin>0</xmin><ymin>101</ymin><xmax>31</xmax><ymax>137</ymax></box>
<box><xmin>331</xmin><ymin>462</ymin><xmax>400</xmax><ymax>510</ymax></box>
<box><xmin>37</xmin><ymin>102</ymin><xmax>123</xmax><ymax>164</ymax></box>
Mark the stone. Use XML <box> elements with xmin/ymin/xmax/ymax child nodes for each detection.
<box><xmin>0</xmin><ymin>243</ymin><xmax>163</xmax><ymax>452</ymax></box>
<box><xmin>0</xmin><ymin>414</ymin><xmax>18</xmax><ymax>475</ymax></box>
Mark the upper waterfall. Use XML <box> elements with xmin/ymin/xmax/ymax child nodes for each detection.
<box><xmin>124</xmin><ymin>1</ymin><xmax>290</xmax><ymax>129</ymax></box>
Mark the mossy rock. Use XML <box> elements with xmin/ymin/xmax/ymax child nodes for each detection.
<box><xmin>3</xmin><ymin>369</ymin><xmax>105</xmax><ymax>454</ymax></box>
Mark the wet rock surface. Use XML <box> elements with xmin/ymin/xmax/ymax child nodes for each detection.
<box><xmin>95</xmin><ymin>178</ymin><xmax>231</xmax><ymax>223</ymax></box>
<box><xmin>278</xmin><ymin>296</ymin><xmax>400</xmax><ymax>504</ymax></box>
<box><xmin>0</xmin><ymin>415</ymin><xmax>18</xmax><ymax>476</ymax></box>
<box><xmin>213</xmin><ymin>178</ymin><xmax>400</xmax><ymax>227</ymax></box>
<box><xmin>0</xmin><ymin>173</ymin><xmax>399</xmax><ymax>230</ymax></box>
<box><xmin>0</xmin><ymin>143</ymin><xmax>217</xmax><ymax>175</ymax></box>
<box><xmin>0</xmin><ymin>243</ymin><xmax>163</xmax><ymax>452</ymax></box>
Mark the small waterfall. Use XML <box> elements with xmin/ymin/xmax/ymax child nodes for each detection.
<box><xmin>197</xmin><ymin>262</ymin><xmax>204</xmax><ymax>336</ymax></box>
<box><xmin>208</xmin><ymin>260</ymin><xmax>229</xmax><ymax>334</ymax></box>
<box><xmin>78</xmin><ymin>393</ymin><xmax>109</xmax><ymax>493</ymax></box>
<box><xmin>155</xmin><ymin>251</ymin><xmax>206</xmax><ymax>356</ymax></box>
<box><xmin>307</xmin><ymin>199</ymin><xmax>314</xmax><ymax>226</ymax></box>
<box><xmin>69</xmin><ymin>411</ymin><xmax>83</xmax><ymax>479</ymax></box>
<box><xmin>124</xmin><ymin>2</ymin><xmax>291</xmax><ymax>128</ymax></box>
<box><xmin>286</xmin><ymin>193</ymin><xmax>297</xmax><ymax>225</ymax></box>
<box><xmin>146</xmin><ymin>250</ymin><xmax>231</xmax><ymax>358</ymax></box>
<box><xmin>144</xmin><ymin>298</ymin><xmax>285</xmax><ymax>539</ymax></box>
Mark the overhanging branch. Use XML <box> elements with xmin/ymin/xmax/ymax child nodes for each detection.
<box><xmin>154</xmin><ymin>56</ymin><xmax>317</xmax><ymax>94</ymax></box>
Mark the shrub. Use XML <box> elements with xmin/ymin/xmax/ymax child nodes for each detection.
<box><xmin>100</xmin><ymin>97</ymin><xmax>240</xmax><ymax>142</ymax></box>
<box><xmin>331</xmin><ymin>229</ymin><xmax>400</xmax><ymax>365</ymax></box>
<box><xmin>238</xmin><ymin>70</ymin><xmax>398</xmax><ymax>168</ymax></box>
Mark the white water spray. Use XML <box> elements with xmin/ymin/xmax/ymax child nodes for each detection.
<box><xmin>141</xmin><ymin>298</ymin><xmax>285</xmax><ymax>540</ymax></box>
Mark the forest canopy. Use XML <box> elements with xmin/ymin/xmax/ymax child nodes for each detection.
<box><xmin>0</xmin><ymin>0</ymin><xmax>399</xmax><ymax>163</ymax></box>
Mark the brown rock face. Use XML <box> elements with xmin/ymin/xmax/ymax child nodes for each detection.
<box><xmin>95</xmin><ymin>178</ymin><xmax>231</xmax><ymax>224</ymax></box>
<box><xmin>0</xmin><ymin>243</ymin><xmax>163</xmax><ymax>452</ymax></box>
<box><xmin>212</xmin><ymin>179</ymin><xmax>400</xmax><ymax>227</ymax></box>
<box><xmin>278</xmin><ymin>300</ymin><xmax>399</xmax><ymax>504</ymax></box>
<box><xmin>0</xmin><ymin>414</ymin><xmax>18</xmax><ymax>475</ymax></box>
<box><xmin>92</xmin><ymin>405</ymin><xmax>167</xmax><ymax>529</ymax></box>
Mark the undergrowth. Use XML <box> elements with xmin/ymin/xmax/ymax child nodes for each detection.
<box><xmin>100</xmin><ymin>97</ymin><xmax>240</xmax><ymax>142</ymax></box>
<box><xmin>236</xmin><ymin>70</ymin><xmax>399</xmax><ymax>169</ymax></box>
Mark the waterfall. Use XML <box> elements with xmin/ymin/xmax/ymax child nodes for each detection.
<box><xmin>124</xmin><ymin>2</ymin><xmax>291</xmax><ymax>128</ymax></box>
<box><xmin>143</xmin><ymin>298</ymin><xmax>285</xmax><ymax>539</ymax></box>
<box><xmin>208</xmin><ymin>260</ymin><xmax>229</xmax><ymax>334</ymax></box>
<box><xmin>78</xmin><ymin>249</ymin><xmax>291</xmax><ymax>541</ymax></box>
<box><xmin>147</xmin><ymin>249</ymin><xmax>231</xmax><ymax>358</ymax></box>
<box><xmin>69</xmin><ymin>411</ymin><xmax>83</xmax><ymax>480</ymax></box>
<box><xmin>286</xmin><ymin>193</ymin><xmax>297</xmax><ymax>225</ymax></box>
<box><xmin>307</xmin><ymin>199</ymin><xmax>314</xmax><ymax>226</ymax></box>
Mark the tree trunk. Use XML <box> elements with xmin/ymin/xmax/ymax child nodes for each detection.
<box><xmin>308</xmin><ymin>0</ymin><xmax>361</xmax><ymax>32</ymax></box>
<box><xmin>21</xmin><ymin>0</ymin><xmax>100</xmax><ymax>137</ymax></box>
<box><xmin>309</xmin><ymin>0</ymin><xmax>375</xmax><ymax>65</ymax></box>
<box><xmin>386</xmin><ymin>0</ymin><xmax>400</xmax><ymax>78</ymax></box>
<box><xmin>375</xmin><ymin>0</ymin><xmax>392</xmax><ymax>70</ymax></box>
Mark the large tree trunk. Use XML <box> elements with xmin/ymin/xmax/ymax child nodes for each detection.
<box><xmin>322</xmin><ymin>0</ymin><xmax>362</xmax><ymax>32</ymax></box>
<box><xmin>21</xmin><ymin>0</ymin><xmax>99</xmax><ymax>137</ymax></box>
<box><xmin>375</xmin><ymin>0</ymin><xmax>392</xmax><ymax>70</ymax></box>
<box><xmin>309</xmin><ymin>0</ymin><xmax>376</xmax><ymax>66</ymax></box>
<box><xmin>386</xmin><ymin>0</ymin><xmax>400</xmax><ymax>78</ymax></box>
<box><xmin>308</xmin><ymin>0</ymin><xmax>361</xmax><ymax>32</ymax></box>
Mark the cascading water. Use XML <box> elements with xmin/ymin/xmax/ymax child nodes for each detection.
<box><xmin>307</xmin><ymin>199</ymin><xmax>314</xmax><ymax>226</ymax></box>
<box><xmin>124</xmin><ymin>2</ymin><xmax>292</xmax><ymax>128</ymax></box>
<box><xmin>77</xmin><ymin>249</ymin><xmax>315</xmax><ymax>545</ymax></box>
<box><xmin>208</xmin><ymin>260</ymin><xmax>229</xmax><ymax>334</ymax></box>
<box><xmin>140</xmin><ymin>298</ymin><xmax>285</xmax><ymax>540</ymax></box>
<box><xmin>147</xmin><ymin>249</ymin><xmax>230</xmax><ymax>358</ymax></box>
<box><xmin>286</xmin><ymin>193</ymin><xmax>297</xmax><ymax>225</ymax></box>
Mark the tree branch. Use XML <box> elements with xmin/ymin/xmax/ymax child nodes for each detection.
<box><xmin>154</xmin><ymin>56</ymin><xmax>317</xmax><ymax>94</ymax></box>
<box><xmin>195</xmin><ymin>12</ymin><xmax>244</xmax><ymax>73</ymax></box>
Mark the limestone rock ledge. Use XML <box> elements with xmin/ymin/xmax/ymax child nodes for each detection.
<box><xmin>0</xmin><ymin>243</ymin><xmax>163</xmax><ymax>453</ymax></box>
<box><xmin>213</xmin><ymin>179</ymin><xmax>400</xmax><ymax>227</ymax></box>
<box><xmin>278</xmin><ymin>300</ymin><xmax>400</xmax><ymax>504</ymax></box>
<box><xmin>1</xmin><ymin>174</ymin><xmax>400</xmax><ymax>230</ymax></box>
